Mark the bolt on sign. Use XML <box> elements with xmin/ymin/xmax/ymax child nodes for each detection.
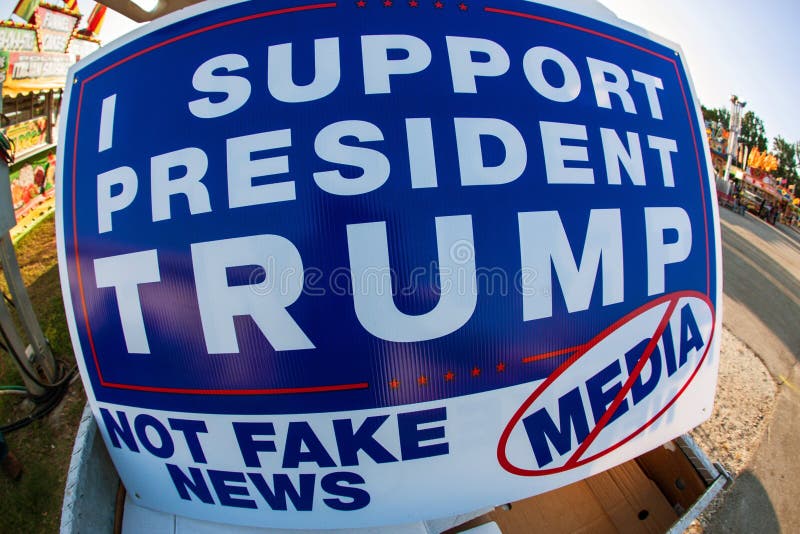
<box><xmin>57</xmin><ymin>0</ymin><xmax>721</xmax><ymax>528</ymax></box>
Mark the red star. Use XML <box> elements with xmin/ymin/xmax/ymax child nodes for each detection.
<box><xmin>355</xmin><ymin>0</ymin><xmax>366</xmax><ymax>7</ymax></box>
<box><xmin>418</xmin><ymin>375</ymin><xmax>428</xmax><ymax>386</ymax></box>
<box><xmin>408</xmin><ymin>0</ymin><xmax>419</xmax><ymax>5</ymax></box>
<box><xmin>383</xmin><ymin>0</ymin><xmax>392</xmax><ymax>6</ymax></box>
<box><xmin>389</xmin><ymin>378</ymin><xmax>400</xmax><ymax>389</ymax></box>
<box><xmin>496</xmin><ymin>362</ymin><xmax>506</xmax><ymax>372</ymax></box>
<box><xmin>434</xmin><ymin>0</ymin><xmax>444</xmax><ymax>7</ymax></box>
<box><xmin>458</xmin><ymin>1</ymin><xmax>468</xmax><ymax>10</ymax></box>
<box><xmin>471</xmin><ymin>366</ymin><xmax>481</xmax><ymax>377</ymax></box>
<box><xmin>444</xmin><ymin>371</ymin><xmax>455</xmax><ymax>381</ymax></box>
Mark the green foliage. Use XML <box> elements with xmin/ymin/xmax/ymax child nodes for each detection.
<box><xmin>772</xmin><ymin>136</ymin><xmax>799</xmax><ymax>186</ymax></box>
<box><xmin>0</xmin><ymin>422</ymin><xmax>68</xmax><ymax>533</ymax></box>
<box><xmin>701</xmin><ymin>105</ymin><xmax>730</xmax><ymax>127</ymax></box>
<box><xmin>740</xmin><ymin>111</ymin><xmax>768</xmax><ymax>153</ymax></box>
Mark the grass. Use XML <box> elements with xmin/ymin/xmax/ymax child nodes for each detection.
<box><xmin>0</xmin><ymin>213</ymin><xmax>87</xmax><ymax>533</ymax></box>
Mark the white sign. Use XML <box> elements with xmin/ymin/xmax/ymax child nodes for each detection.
<box><xmin>57</xmin><ymin>0</ymin><xmax>721</xmax><ymax>528</ymax></box>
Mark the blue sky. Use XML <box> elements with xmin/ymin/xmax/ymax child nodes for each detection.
<box><xmin>599</xmin><ymin>0</ymin><xmax>800</xmax><ymax>145</ymax></box>
<box><xmin>4</xmin><ymin>0</ymin><xmax>800</xmax><ymax>144</ymax></box>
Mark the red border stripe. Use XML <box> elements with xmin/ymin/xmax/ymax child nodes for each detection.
<box><xmin>102</xmin><ymin>381</ymin><xmax>370</xmax><ymax>395</ymax></box>
<box><xmin>483</xmin><ymin>7</ymin><xmax>674</xmax><ymax>62</ymax></box>
<box><xmin>84</xmin><ymin>3</ymin><xmax>337</xmax><ymax>83</ymax></box>
<box><xmin>522</xmin><ymin>343</ymin><xmax>589</xmax><ymax>364</ymax></box>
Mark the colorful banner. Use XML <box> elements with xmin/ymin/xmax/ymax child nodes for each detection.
<box><xmin>9</xmin><ymin>150</ymin><xmax>56</xmax><ymax>219</ymax></box>
<box><xmin>1</xmin><ymin>50</ymin><xmax>73</xmax><ymax>96</ymax></box>
<box><xmin>68</xmin><ymin>35</ymin><xmax>100</xmax><ymax>60</ymax></box>
<box><xmin>0</xmin><ymin>24</ymin><xmax>38</xmax><ymax>51</ymax></box>
<box><xmin>0</xmin><ymin>51</ymin><xmax>7</xmax><ymax>86</ymax></box>
<box><xmin>84</xmin><ymin>4</ymin><xmax>107</xmax><ymax>36</ymax></box>
<box><xmin>35</xmin><ymin>5</ymin><xmax>78</xmax><ymax>52</ymax></box>
<box><xmin>13</xmin><ymin>0</ymin><xmax>39</xmax><ymax>22</ymax></box>
<box><xmin>3</xmin><ymin>116</ymin><xmax>47</xmax><ymax>154</ymax></box>
<box><xmin>58</xmin><ymin>0</ymin><xmax>722</xmax><ymax>528</ymax></box>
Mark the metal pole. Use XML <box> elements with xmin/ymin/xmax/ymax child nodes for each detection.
<box><xmin>723</xmin><ymin>95</ymin><xmax>745</xmax><ymax>182</ymax></box>
<box><xmin>46</xmin><ymin>90</ymin><xmax>54</xmax><ymax>145</ymax></box>
<box><xmin>0</xmin><ymin>233</ymin><xmax>57</xmax><ymax>381</ymax></box>
<box><xmin>0</xmin><ymin>158</ymin><xmax>58</xmax><ymax>392</ymax></box>
<box><xmin>0</xmin><ymin>285</ymin><xmax>46</xmax><ymax>396</ymax></box>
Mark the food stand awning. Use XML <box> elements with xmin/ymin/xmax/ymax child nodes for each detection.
<box><xmin>3</xmin><ymin>75</ymin><xmax>65</xmax><ymax>97</ymax></box>
<box><xmin>743</xmin><ymin>173</ymin><xmax>783</xmax><ymax>200</ymax></box>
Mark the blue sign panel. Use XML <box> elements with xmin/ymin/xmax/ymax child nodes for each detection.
<box><xmin>57</xmin><ymin>0</ymin><xmax>721</xmax><ymax>528</ymax></box>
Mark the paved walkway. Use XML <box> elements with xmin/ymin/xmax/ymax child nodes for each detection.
<box><xmin>776</xmin><ymin>221</ymin><xmax>800</xmax><ymax>246</ymax></box>
<box><xmin>707</xmin><ymin>208</ymin><xmax>800</xmax><ymax>533</ymax></box>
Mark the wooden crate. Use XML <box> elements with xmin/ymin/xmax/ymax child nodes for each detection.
<box><xmin>446</xmin><ymin>441</ymin><xmax>707</xmax><ymax>534</ymax></box>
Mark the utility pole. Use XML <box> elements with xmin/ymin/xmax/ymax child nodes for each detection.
<box><xmin>723</xmin><ymin>95</ymin><xmax>746</xmax><ymax>182</ymax></box>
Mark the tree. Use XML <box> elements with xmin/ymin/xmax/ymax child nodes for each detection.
<box><xmin>740</xmin><ymin>111</ymin><xmax>768</xmax><ymax>152</ymax></box>
<box><xmin>737</xmin><ymin>110</ymin><xmax>768</xmax><ymax>167</ymax></box>
<box><xmin>701</xmin><ymin>105</ymin><xmax>730</xmax><ymax>127</ymax></box>
<box><xmin>772</xmin><ymin>136</ymin><xmax>799</xmax><ymax>187</ymax></box>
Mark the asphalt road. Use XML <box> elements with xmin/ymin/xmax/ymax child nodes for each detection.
<box><xmin>707</xmin><ymin>207</ymin><xmax>800</xmax><ymax>533</ymax></box>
